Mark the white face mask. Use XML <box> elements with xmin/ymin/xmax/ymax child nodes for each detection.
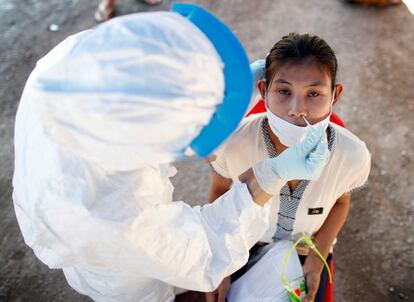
<box><xmin>266</xmin><ymin>89</ymin><xmax>335</xmax><ymax>147</ymax></box>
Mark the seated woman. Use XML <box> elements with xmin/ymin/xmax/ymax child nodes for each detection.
<box><xmin>206</xmin><ymin>32</ymin><xmax>371</xmax><ymax>302</ymax></box>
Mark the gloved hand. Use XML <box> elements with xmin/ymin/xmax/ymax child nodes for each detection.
<box><xmin>250</xmin><ymin>59</ymin><xmax>266</xmax><ymax>84</ymax></box>
<box><xmin>252</xmin><ymin>124</ymin><xmax>329</xmax><ymax>194</ymax></box>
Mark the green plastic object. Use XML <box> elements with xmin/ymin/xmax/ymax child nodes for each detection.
<box><xmin>281</xmin><ymin>234</ymin><xmax>333</xmax><ymax>302</ymax></box>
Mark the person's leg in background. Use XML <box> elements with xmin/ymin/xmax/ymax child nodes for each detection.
<box><xmin>95</xmin><ymin>0</ymin><xmax>116</xmax><ymax>22</ymax></box>
<box><xmin>94</xmin><ymin>0</ymin><xmax>164</xmax><ymax>22</ymax></box>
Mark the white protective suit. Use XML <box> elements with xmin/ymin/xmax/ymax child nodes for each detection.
<box><xmin>13</xmin><ymin>11</ymin><xmax>270</xmax><ymax>302</ymax></box>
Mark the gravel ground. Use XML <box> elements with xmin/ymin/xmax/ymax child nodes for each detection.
<box><xmin>1</xmin><ymin>0</ymin><xmax>413</xmax><ymax>301</ymax></box>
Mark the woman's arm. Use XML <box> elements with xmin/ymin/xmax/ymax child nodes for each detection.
<box><xmin>302</xmin><ymin>193</ymin><xmax>351</xmax><ymax>302</ymax></box>
<box><xmin>208</xmin><ymin>168</ymin><xmax>274</xmax><ymax>206</ymax></box>
<box><xmin>208</xmin><ymin>170</ymin><xmax>233</xmax><ymax>203</ymax></box>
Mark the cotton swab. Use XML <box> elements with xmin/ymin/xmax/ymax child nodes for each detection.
<box><xmin>301</xmin><ymin>115</ymin><xmax>312</xmax><ymax>127</ymax></box>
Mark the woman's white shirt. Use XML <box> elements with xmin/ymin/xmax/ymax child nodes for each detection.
<box><xmin>211</xmin><ymin>114</ymin><xmax>371</xmax><ymax>244</ymax></box>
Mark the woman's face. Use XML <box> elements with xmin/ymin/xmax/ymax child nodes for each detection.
<box><xmin>258</xmin><ymin>60</ymin><xmax>343</xmax><ymax>126</ymax></box>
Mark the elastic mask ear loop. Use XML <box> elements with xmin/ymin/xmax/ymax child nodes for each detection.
<box><xmin>328</xmin><ymin>86</ymin><xmax>336</xmax><ymax>116</ymax></box>
<box><xmin>263</xmin><ymin>79</ymin><xmax>269</xmax><ymax>108</ymax></box>
<box><xmin>280</xmin><ymin>233</ymin><xmax>333</xmax><ymax>302</ymax></box>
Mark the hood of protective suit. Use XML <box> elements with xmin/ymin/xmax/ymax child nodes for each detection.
<box><xmin>24</xmin><ymin>12</ymin><xmax>224</xmax><ymax>171</ymax></box>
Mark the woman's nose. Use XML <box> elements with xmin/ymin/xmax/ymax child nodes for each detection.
<box><xmin>288</xmin><ymin>96</ymin><xmax>307</xmax><ymax>117</ymax></box>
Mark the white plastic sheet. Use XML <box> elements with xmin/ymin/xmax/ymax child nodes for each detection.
<box><xmin>227</xmin><ymin>241</ymin><xmax>306</xmax><ymax>302</ymax></box>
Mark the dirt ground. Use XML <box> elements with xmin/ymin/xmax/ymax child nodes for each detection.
<box><xmin>0</xmin><ymin>0</ymin><xmax>413</xmax><ymax>301</ymax></box>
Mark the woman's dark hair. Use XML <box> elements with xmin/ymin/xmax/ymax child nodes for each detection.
<box><xmin>265</xmin><ymin>32</ymin><xmax>338</xmax><ymax>90</ymax></box>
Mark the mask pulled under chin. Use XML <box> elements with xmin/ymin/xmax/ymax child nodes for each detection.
<box><xmin>265</xmin><ymin>108</ymin><xmax>331</xmax><ymax>147</ymax></box>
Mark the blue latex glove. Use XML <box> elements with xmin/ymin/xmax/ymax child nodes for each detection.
<box><xmin>252</xmin><ymin>125</ymin><xmax>329</xmax><ymax>194</ymax></box>
<box><xmin>272</xmin><ymin>124</ymin><xmax>329</xmax><ymax>181</ymax></box>
<box><xmin>250</xmin><ymin>59</ymin><xmax>266</xmax><ymax>84</ymax></box>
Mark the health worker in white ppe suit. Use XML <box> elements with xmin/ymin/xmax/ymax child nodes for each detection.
<box><xmin>13</xmin><ymin>4</ymin><xmax>331</xmax><ymax>302</ymax></box>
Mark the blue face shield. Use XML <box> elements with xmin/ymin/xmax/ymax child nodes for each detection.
<box><xmin>172</xmin><ymin>4</ymin><xmax>253</xmax><ymax>158</ymax></box>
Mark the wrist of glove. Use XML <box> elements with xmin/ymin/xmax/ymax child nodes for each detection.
<box><xmin>252</xmin><ymin>159</ymin><xmax>285</xmax><ymax>195</ymax></box>
<box><xmin>252</xmin><ymin>124</ymin><xmax>330</xmax><ymax>195</ymax></box>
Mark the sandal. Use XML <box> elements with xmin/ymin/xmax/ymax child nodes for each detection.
<box><xmin>94</xmin><ymin>0</ymin><xmax>115</xmax><ymax>22</ymax></box>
